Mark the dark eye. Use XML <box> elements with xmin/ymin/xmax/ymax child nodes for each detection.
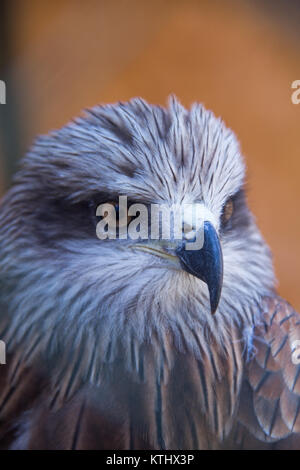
<box><xmin>91</xmin><ymin>200</ymin><xmax>133</xmax><ymax>228</ymax></box>
<box><xmin>221</xmin><ymin>198</ymin><xmax>234</xmax><ymax>227</ymax></box>
<box><xmin>106</xmin><ymin>201</ymin><xmax>133</xmax><ymax>228</ymax></box>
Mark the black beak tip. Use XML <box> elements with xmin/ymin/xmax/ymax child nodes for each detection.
<box><xmin>208</xmin><ymin>285</ymin><xmax>222</xmax><ymax>315</ymax></box>
<box><xmin>207</xmin><ymin>260</ymin><xmax>223</xmax><ymax>315</ymax></box>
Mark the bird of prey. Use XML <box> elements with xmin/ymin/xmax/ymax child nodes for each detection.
<box><xmin>0</xmin><ymin>96</ymin><xmax>300</xmax><ymax>450</ymax></box>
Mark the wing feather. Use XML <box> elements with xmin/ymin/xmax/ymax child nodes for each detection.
<box><xmin>234</xmin><ymin>296</ymin><xmax>300</xmax><ymax>448</ymax></box>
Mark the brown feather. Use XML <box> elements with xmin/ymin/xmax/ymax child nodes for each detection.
<box><xmin>2</xmin><ymin>295</ymin><xmax>300</xmax><ymax>449</ymax></box>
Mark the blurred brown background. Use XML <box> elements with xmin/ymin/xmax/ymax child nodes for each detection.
<box><xmin>0</xmin><ymin>0</ymin><xmax>299</xmax><ymax>309</ymax></box>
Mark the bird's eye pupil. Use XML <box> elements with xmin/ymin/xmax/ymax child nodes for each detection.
<box><xmin>90</xmin><ymin>199</ymin><xmax>132</xmax><ymax>230</ymax></box>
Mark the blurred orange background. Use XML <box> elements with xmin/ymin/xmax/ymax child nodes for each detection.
<box><xmin>0</xmin><ymin>0</ymin><xmax>299</xmax><ymax>309</ymax></box>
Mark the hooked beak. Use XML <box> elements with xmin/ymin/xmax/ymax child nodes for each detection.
<box><xmin>176</xmin><ymin>221</ymin><xmax>223</xmax><ymax>314</ymax></box>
